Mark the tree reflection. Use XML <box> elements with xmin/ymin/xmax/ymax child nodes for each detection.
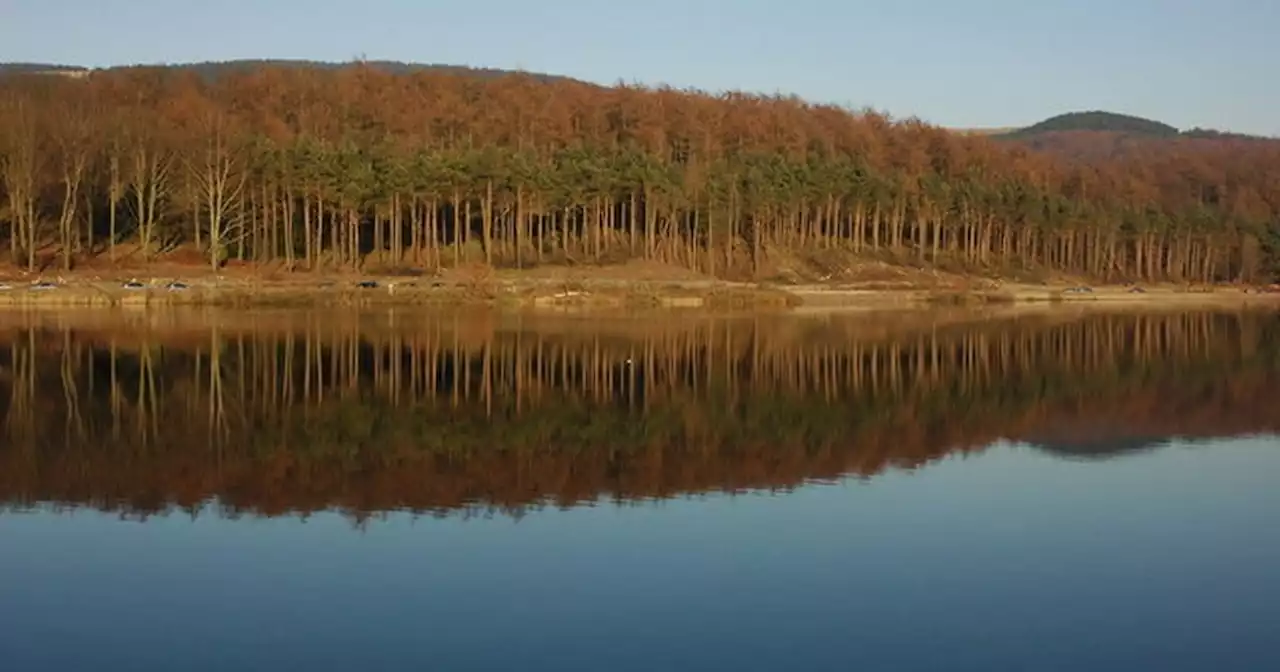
<box><xmin>1</xmin><ymin>309</ymin><xmax>1278</xmax><ymax>521</ymax></box>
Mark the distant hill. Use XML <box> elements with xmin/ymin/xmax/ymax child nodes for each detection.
<box><xmin>989</xmin><ymin>110</ymin><xmax>1275</xmax><ymax>141</ymax></box>
<box><xmin>0</xmin><ymin>59</ymin><xmax>582</xmax><ymax>85</ymax></box>
<box><xmin>0</xmin><ymin>62</ymin><xmax>88</xmax><ymax>77</ymax></box>
<box><xmin>976</xmin><ymin>110</ymin><xmax>1278</xmax><ymax>162</ymax></box>
<box><xmin>0</xmin><ymin>62</ymin><xmax>86</xmax><ymax>73</ymax></box>
<box><xmin>949</xmin><ymin>127</ymin><xmax>1019</xmax><ymax>137</ymax></box>
<box><xmin>1179</xmin><ymin>127</ymin><xmax>1270</xmax><ymax>142</ymax></box>
<box><xmin>999</xmin><ymin>111</ymin><xmax>1180</xmax><ymax>139</ymax></box>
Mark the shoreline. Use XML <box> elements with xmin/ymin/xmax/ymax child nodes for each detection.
<box><xmin>1</xmin><ymin>271</ymin><xmax>1279</xmax><ymax>313</ymax></box>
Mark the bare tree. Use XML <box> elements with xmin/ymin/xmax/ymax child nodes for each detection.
<box><xmin>51</xmin><ymin>87</ymin><xmax>95</xmax><ymax>270</ymax></box>
<box><xmin>187</xmin><ymin>110</ymin><xmax>248</xmax><ymax>271</ymax></box>
<box><xmin>0</xmin><ymin>95</ymin><xmax>42</xmax><ymax>271</ymax></box>
<box><xmin>127</xmin><ymin>143</ymin><xmax>173</xmax><ymax>261</ymax></box>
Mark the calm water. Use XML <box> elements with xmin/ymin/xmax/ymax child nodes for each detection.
<box><xmin>1</xmin><ymin>308</ymin><xmax>1279</xmax><ymax>672</ymax></box>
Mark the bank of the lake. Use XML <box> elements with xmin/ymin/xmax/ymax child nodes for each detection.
<box><xmin>2</xmin><ymin>272</ymin><xmax>1279</xmax><ymax>312</ymax></box>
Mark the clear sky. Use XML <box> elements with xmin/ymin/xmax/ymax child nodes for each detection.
<box><xmin>3</xmin><ymin>0</ymin><xmax>1276</xmax><ymax>135</ymax></box>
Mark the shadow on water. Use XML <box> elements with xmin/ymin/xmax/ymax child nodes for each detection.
<box><xmin>1</xmin><ymin>307</ymin><xmax>1279</xmax><ymax>521</ymax></box>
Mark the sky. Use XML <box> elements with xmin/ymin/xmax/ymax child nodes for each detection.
<box><xmin>2</xmin><ymin>0</ymin><xmax>1277</xmax><ymax>136</ymax></box>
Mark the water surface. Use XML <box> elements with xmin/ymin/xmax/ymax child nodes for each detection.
<box><xmin>1</xmin><ymin>308</ymin><xmax>1278</xmax><ymax>671</ymax></box>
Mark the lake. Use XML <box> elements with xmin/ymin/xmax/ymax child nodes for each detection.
<box><xmin>1</xmin><ymin>307</ymin><xmax>1278</xmax><ymax>672</ymax></box>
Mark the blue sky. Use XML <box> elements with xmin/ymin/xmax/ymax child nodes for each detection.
<box><xmin>3</xmin><ymin>0</ymin><xmax>1276</xmax><ymax>135</ymax></box>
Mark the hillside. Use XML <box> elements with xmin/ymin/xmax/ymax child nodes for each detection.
<box><xmin>0</xmin><ymin>59</ymin><xmax>582</xmax><ymax>85</ymax></box>
<box><xmin>4</xmin><ymin>63</ymin><xmax>1264</xmax><ymax>143</ymax></box>
<box><xmin>0</xmin><ymin>62</ymin><xmax>88</xmax><ymax>78</ymax></box>
<box><xmin>999</xmin><ymin>111</ymin><xmax>1180</xmax><ymax>139</ymax></box>
<box><xmin>982</xmin><ymin>110</ymin><xmax>1278</xmax><ymax>161</ymax></box>
<box><xmin>991</xmin><ymin>110</ymin><xmax>1275</xmax><ymax>141</ymax></box>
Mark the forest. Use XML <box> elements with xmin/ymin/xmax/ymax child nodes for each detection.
<box><xmin>1</xmin><ymin>63</ymin><xmax>1279</xmax><ymax>282</ymax></box>
<box><xmin>3</xmin><ymin>310</ymin><xmax>1279</xmax><ymax>519</ymax></box>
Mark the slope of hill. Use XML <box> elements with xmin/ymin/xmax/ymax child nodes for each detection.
<box><xmin>982</xmin><ymin>110</ymin><xmax>1278</xmax><ymax>162</ymax></box>
<box><xmin>0</xmin><ymin>62</ymin><xmax>88</xmax><ymax>77</ymax></box>
<box><xmin>999</xmin><ymin>110</ymin><xmax>1180</xmax><ymax>139</ymax></box>
<box><xmin>0</xmin><ymin>59</ymin><xmax>581</xmax><ymax>85</ymax></box>
<box><xmin>3</xmin><ymin>64</ymin><xmax>1269</xmax><ymax>144</ymax></box>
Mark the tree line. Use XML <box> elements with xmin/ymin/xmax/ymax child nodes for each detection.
<box><xmin>1</xmin><ymin>64</ymin><xmax>1279</xmax><ymax>281</ymax></box>
<box><xmin>3</xmin><ymin>310</ymin><xmax>1279</xmax><ymax>519</ymax></box>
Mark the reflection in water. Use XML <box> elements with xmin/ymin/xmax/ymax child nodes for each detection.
<box><xmin>2</xmin><ymin>309</ymin><xmax>1279</xmax><ymax>519</ymax></box>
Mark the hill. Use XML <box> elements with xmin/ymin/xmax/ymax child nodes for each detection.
<box><xmin>979</xmin><ymin>110</ymin><xmax>1278</xmax><ymax>162</ymax></box>
<box><xmin>990</xmin><ymin>110</ymin><xmax>1275</xmax><ymax>141</ymax></box>
<box><xmin>3</xmin><ymin>64</ymin><xmax>1266</xmax><ymax>143</ymax></box>
<box><xmin>0</xmin><ymin>59</ymin><xmax>582</xmax><ymax>85</ymax></box>
<box><xmin>0</xmin><ymin>62</ymin><xmax>88</xmax><ymax>77</ymax></box>
<box><xmin>999</xmin><ymin>110</ymin><xmax>1180</xmax><ymax>139</ymax></box>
